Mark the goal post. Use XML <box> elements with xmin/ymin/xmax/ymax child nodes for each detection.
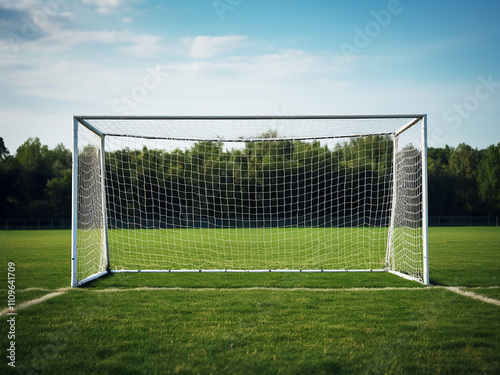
<box><xmin>71</xmin><ymin>115</ymin><xmax>429</xmax><ymax>287</ymax></box>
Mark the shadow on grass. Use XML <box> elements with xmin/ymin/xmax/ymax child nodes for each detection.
<box><xmin>429</xmin><ymin>278</ymin><xmax>444</xmax><ymax>286</ymax></box>
<box><xmin>79</xmin><ymin>271</ymin><xmax>114</xmax><ymax>289</ymax></box>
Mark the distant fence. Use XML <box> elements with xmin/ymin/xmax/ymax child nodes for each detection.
<box><xmin>429</xmin><ymin>216</ymin><xmax>499</xmax><ymax>227</ymax></box>
<box><xmin>1</xmin><ymin>216</ymin><xmax>498</xmax><ymax>230</ymax></box>
<box><xmin>1</xmin><ymin>218</ymin><xmax>71</xmax><ymax>230</ymax></box>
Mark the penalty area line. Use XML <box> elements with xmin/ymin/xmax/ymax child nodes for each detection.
<box><xmin>0</xmin><ymin>288</ymin><xmax>69</xmax><ymax>316</ymax></box>
<box><xmin>443</xmin><ymin>287</ymin><xmax>500</xmax><ymax>306</ymax></box>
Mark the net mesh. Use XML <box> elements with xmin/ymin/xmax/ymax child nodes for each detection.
<box><xmin>74</xmin><ymin>116</ymin><xmax>425</xmax><ymax>283</ymax></box>
<box><xmin>76</xmin><ymin>125</ymin><xmax>108</xmax><ymax>283</ymax></box>
<box><xmin>389</xmin><ymin>124</ymin><xmax>425</xmax><ymax>280</ymax></box>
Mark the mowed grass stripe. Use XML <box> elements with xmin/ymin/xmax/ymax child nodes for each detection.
<box><xmin>5</xmin><ymin>285</ymin><xmax>499</xmax><ymax>318</ymax></box>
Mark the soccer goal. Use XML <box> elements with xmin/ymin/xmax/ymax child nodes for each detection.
<box><xmin>71</xmin><ymin>115</ymin><xmax>429</xmax><ymax>287</ymax></box>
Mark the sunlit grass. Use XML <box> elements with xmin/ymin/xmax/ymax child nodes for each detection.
<box><xmin>108</xmin><ymin>227</ymin><xmax>390</xmax><ymax>271</ymax></box>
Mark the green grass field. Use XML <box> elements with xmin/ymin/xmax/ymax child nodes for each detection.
<box><xmin>105</xmin><ymin>227</ymin><xmax>391</xmax><ymax>271</ymax></box>
<box><xmin>1</xmin><ymin>227</ymin><xmax>499</xmax><ymax>374</ymax></box>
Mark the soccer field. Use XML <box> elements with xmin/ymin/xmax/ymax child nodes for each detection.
<box><xmin>1</xmin><ymin>227</ymin><xmax>499</xmax><ymax>374</ymax></box>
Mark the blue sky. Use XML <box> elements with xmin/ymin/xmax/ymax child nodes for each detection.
<box><xmin>1</xmin><ymin>0</ymin><xmax>499</xmax><ymax>153</ymax></box>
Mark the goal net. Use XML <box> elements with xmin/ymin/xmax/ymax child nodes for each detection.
<box><xmin>71</xmin><ymin>115</ymin><xmax>428</xmax><ymax>286</ymax></box>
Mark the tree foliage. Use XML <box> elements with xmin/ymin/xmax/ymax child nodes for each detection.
<box><xmin>0</xmin><ymin>135</ymin><xmax>499</xmax><ymax>220</ymax></box>
<box><xmin>478</xmin><ymin>143</ymin><xmax>500</xmax><ymax>214</ymax></box>
<box><xmin>0</xmin><ymin>137</ymin><xmax>71</xmax><ymax>218</ymax></box>
<box><xmin>0</xmin><ymin>137</ymin><xmax>9</xmax><ymax>159</ymax></box>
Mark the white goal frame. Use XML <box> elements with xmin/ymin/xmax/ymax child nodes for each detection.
<box><xmin>71</xmin><ymin>115</ymin><xmax>429</xmax><ymax>286</ymax></box>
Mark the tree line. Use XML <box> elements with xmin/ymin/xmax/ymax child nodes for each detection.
<box><xmin>428</xmin><ymin>143</ymin><xmax>500</xmax><ymax>215</ymax></box>
<box><xmin>0</xmin><ymin>136</ymin><xmax>499</xmax><ymax>220</ymax></box>
<box><xmin>0</xmin><ymin>137</ymin><xmax>71</xmax><ymax>219</ymax></box>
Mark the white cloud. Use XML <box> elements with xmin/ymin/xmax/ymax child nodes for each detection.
<box><xmin>1</xmin><ymin>59</ymin><xmax>136</xmax><ymax>101</ymax></box>
<box><xmin>240</xmin><ymin>49</ymin><xmax>334</xmax><ymax>78</ymax></box>
<box><xmin>0</xmin><ymin>0</ymin><xmax>74</xmax><ymax>49</ymax></box>
<box><xmin>184</xmin><ymin>35</ymin><xmax>247</xmax><ymax>59</ymax></box>
<box><xmin>116</xmin><ymin>33</ymin><xmax>163</xmax><ymax>56</ymax></box>
<box><xmin>81</xmin><ymin>0</ymin><xmax>137</xmax><ymax>14</ymax></box>
<box><xmin>0</xmin><ymin>28</ymin><xmax>163</xmax><ymax>57</ymax></box>
<box><xmin>117</xmin><ymin>49</ymin><xmax>347</xmax><ymax>115</ymax></box>
<box><xmin>1</xmin><ymin>0</ymin><xmax>40</xmax><ymax>12</ymax></box>
<box><xmin>5</xmin><ymin>48</ymin><xmax>341</xmax><ymax>103</ymax></box>
<box><xmin>0</xmin><ymin>0</ymin><xmax>158</xmax><ymax>57</ymax></box>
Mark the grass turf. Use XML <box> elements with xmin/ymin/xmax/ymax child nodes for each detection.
<box><xmin>427</xmin><ymin>227</ymin><xmax>500</xmax><ymax>287</ymax></box>
<box><xmin>0</xmin><ymin>227</ymin><xmax>499</xmax><ymax>374</ymax></box>
<box><xmin>5</xmin><ymin>288</ymin><xmax>500</xmax><ymax>374</ymax></box>
<box><xmin>106</xmin><ymin>227</ymin><xmax>391</xmax><ymax>271</ymax></box>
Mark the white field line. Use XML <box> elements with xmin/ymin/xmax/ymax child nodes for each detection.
<box><xmin>443</xmin><ymin>287</ymin><xmax>500</xmax><ymax>306</ymax></box>
<box><xmin>68</xmin><ymin>285</ymin><xmax>499</xmax><ymax>293</ymax></box>
<box><xmin>2</xmin><ymin>286</ymin><xmax>498</xmax><ymax>314</ymax></box>
<box><xmin>0</xmin><ymin>288</ymin><xmax>69</xmax><ymax>316</ymax></box>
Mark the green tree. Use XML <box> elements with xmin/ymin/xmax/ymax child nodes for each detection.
<box><xmin>0</xmin><ymin>154</ymin><xmax>22</xmax><ymax>217</ymax></box>
<box><xmin>427</xmin><ymin>155</ymin><xmax>460</xmax><ymax>215</ymax></box>
<box><xmin>0</xmin><ymin>138</ymin><xmax>73</xmax><ymax>219</ymax></box>
<box><xmin>15</xmin><ymin>138</ymin><xmax>53</xmax><ymax>216</ymax></box>
<box><xmin>48</xmin><ymin>143</ymin><xmax>72</xmax><ymax>177</ymax></box>
<box><xmin>45</xmin><ymin>169</ymin><xmax>72</xmax><ymax>217</ymax></box>
<box><xmin>16</xmin><ymin>137</ymin><xmax>50</xmax><ymax>170</ymax></box>
<box><xmin>428</xmin><ymin>145</ymin><xmax>452</xmax><ymax>166</ymax></box>
<box><xmin>448</xmin><ymin>143</ymin><xmax>481</xmax><ymax>214</ymax></box>
<box><xmin>0</xmin><ymin>137</ymin><xmax>9</xmax><ymax>159</ymax></box>
<box><xmin>478</xmin><ymin>143</ymin><xmax>500</xmax><ymax>214</ymax></box>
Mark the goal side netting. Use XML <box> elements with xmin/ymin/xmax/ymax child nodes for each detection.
<box><xmin>71</xmin><ymin>116</ymin><xmax>428</xmax><ymax>286</ymax></box>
